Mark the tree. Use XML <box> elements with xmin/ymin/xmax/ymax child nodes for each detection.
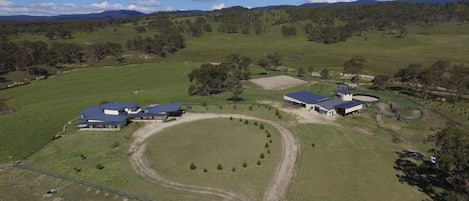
<box><xmin>225</xmin><ymin>74</ymin><xmax>244</xmax><ymax>101</ymax></box>
<box><xmin>308</xmin><ymin>66</ymin><xmax>314</xmax><ymax>80</ymax></box>
<box><xmin>217</xmin><ymin>163</ymin><xmax>223</xmax><ymax>171</ymax></box>
<box><xmin>372</xmin><ymin>74</ymin><xmax>392</xmax><ymax>91</ymax></box>
<box><xmin>429</xmin><ymin>126</ymin><xmax>469</xmax><ymax>200</ymax></box>
<box><xmin>297</xmin><ymin>67</ymin><xmax>305</xmax><ymax>77</ymax></box>
<box><xmin>320</xmin><ymin>68</ymin><xmax>330</xmax><ymax>80</ymax></box>
<box><xmin>224</xmin><ymin>54</ymin><xmax>251</xmax><ymax>80</ymax></box>
<box><xmin>343</xmin><ymin>56</ymin><xmax>366</xmax><ymax>75</ymax></box>
<box><xmin>190</xmin><ymin>163</ymin><xmax>197</xmax><ymax>170</ymax></box>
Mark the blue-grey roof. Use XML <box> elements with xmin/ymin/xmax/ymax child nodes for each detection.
<box><xmin>335</xmin><ymin>101</ymin><xmax>362</xmax><ymax>109</ymax></box>
<box><xmin>317</xmin><ymin>99</ymin><xmax>345</xmax><ymax>110</ymax></box>
<box><xmin>100</xmin><ymin>102</ymin><xmax>139</xmax><ymax>110</ymax></box>
<box><xmin>80</xmin><ymin>106</ymin><xmax>103</xmax><ymax>116</ymax></box>
<box><xmin>144</xmin><ymin>103</ymin><xmax>182</xmax><ymax>114</ymax></box>
<box><xmin>336</xmin><ymin>90</ymin><xmax>352</xmax><ymax>95</ymax></box>
<box><xmin>285</xmin><ymin>91</ymin><xmax>328</xmax><ymax>104</ymax></box>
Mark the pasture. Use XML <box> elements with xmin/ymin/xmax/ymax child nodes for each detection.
<box><xmin>145</xmin><ymin>118</ymin><xmax>282</xmax><ymax>200</ymax></box>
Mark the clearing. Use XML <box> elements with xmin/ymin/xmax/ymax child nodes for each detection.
<box><xmin>249</xmin><ymin>75</ymin><xmax>307</xmax><ymax>90</ymax></box>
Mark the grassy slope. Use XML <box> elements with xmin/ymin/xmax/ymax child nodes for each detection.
<box><xmin>145</xmin><ymin>118</ymin><xmax>281</xmax><ymax>200</ymax></box>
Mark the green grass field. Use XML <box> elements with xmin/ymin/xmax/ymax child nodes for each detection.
<box><xmin>1</xmin><ymin>20</ymin><xmax>466</xmax><ymax>201</ymax></box>
<box><xmin>145</xmin><ymin>118</ymin><xmax>282</xmax><ymax>200</ymax></box>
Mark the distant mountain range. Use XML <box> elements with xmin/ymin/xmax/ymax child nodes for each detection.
<box><xmin>0</xmin><ymin>0</ymin><xmax>460</xmax><ymax>21</ymax></box>
<box><xmin>0</xmin><ymin>10</ymin><xmax>144</xmax><ymax>21</ymax></box>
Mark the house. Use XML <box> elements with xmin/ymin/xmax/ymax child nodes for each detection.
<box><xmin>77</xmin><ymin>102</ymin><xmax>185</xmax><ymax>130</ymax></box>
<box><xmin>77</xmin><ymin>102</ymin><xmax>139</xmax><ymax>130</ymax></box>
<box><xmin>284</xmin><ymin>90</ymin><xmax>363</xmax><ymax>116</ymax></box>
<box><xmin>131</xmin><ymin>103</ymin><xmax>184</xmax><ymax>121</ymax></box>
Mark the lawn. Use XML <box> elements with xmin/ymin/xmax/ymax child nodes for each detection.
<box><xmin>145</xmin><ymin>118</ymin><xmax>282</xmax><ymax>200</ymax></box>
<box><xmin>286</xmin><ymin>112</ymin><xmax>430</xmax><ymax>201</ymax></box>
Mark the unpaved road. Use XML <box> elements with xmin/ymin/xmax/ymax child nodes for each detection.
<box><xmin>128</xmin><ymin>113</ymin><xmax>298</xmax><ymax>201</ymax></box>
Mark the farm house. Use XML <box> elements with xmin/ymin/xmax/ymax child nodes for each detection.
<box><xmin>78</xmin><ymin>102</ymin><xmax>184</xmax><ymax>130</ymax></box>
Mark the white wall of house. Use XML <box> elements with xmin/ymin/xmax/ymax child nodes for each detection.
<box><xmin>340</xmin><ymin>94</ymin><xmax>353</xmax><ymax>101</ymax></box>
<box><xmin>126</xmin><ymin>108</ymin><xmax>142</xmax><ymax>114</ymax></box>
<box><xmin>104</xmin><ymin>109</ymin><xmax>120</xmax><ymax>115</ymax></box>
<box><xmin>88</xmin><ymin>119</ymin><xmax>105</xmax><ymax>123</ymax></box>
<box><xmin>344</xmin><ymin>104</ymin><xmax>363</xmax><ymax>114</ymax></box>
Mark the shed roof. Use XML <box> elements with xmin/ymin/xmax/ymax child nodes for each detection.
<box><xmin>336</xmin><ymin>89</ymin><xmax>353</xmax><ymax>95</ymax></box>
<box><xmin>285</xmin><ymin>91</ymin><xmax>328</xmax><ymax>104</ymax></box>
<box><xmin>335</xmin><ymin>101</ymin><xmax>363</xmax><ymax>109</ymax></box>
<box><xmin>144</xmin><ymin>103</ymin><xmax>182</xmax><ymax>114</ymax></box>
<box><xmin>317</xmin><ymin>99</ymin><xmax>345</xmax><ymax>110</ymax></box>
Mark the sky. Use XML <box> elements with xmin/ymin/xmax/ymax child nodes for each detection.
<box><xmin>0</xmin><ymin>0</ymin><xmax>359</xmax><ymax>16</ymax></box>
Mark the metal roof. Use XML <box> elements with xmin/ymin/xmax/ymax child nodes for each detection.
<box><xmin>100</xmin><ymin>102</ymin><xmax>139</xmax><ymax>110</ymax></box>
<box><xmin>336</xmin><ymin>89</ymin><xmax>353</xmax><ymax>95</ymax></box>
<box><xmin>144</xmin><ymin>103</ymin><xmax>182</xmax><ymax>114</ymax></box>
<box><xmin>285</xmin><ymin>91</ymin><xmax>329</xmax><ymax>104</ymax></box>
<box><xmin>317</xmin><ymin>99</ymin><xmax>345</xmax><ymax>110</ymax></box>
<box><xmin>335</xmin><ymin>101</ymin><xmax>363</xmax><ymax>109</ymax></box>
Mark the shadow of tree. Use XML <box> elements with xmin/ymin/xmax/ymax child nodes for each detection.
<box><xmin>394</xmin><ymin>150</ymin><xmax>450</xmax><ymax>201</ymax></box>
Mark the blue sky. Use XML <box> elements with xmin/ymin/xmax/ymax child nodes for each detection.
<box><xmin>0</xmin><ymin>0</ymin><xmax>357</xmax><ymax>16</ymax></box>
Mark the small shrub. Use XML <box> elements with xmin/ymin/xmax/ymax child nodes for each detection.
<box><xmin>206</xmin><ymin>107</ymin><xmax>209</xmax><ymax>110</ymax></box>
<box><xmin>275</xmin><ymin>109</ymin><xmax>279</xmax><ymax>116</ymax></box>
<box><xmin>239</xmin><ymin>118</ymin><xmax>242</xmax><ymax>122</ymax></box>
<box><xmin>242</xmin><ymin>162</ymin><xmax>247</xmax><ymax>168</ymax></box>
<box><xmin>265</xmin><ymin>130</ymin><xmax>269</xmax><ymax>134</ymax></box>
<box><xmin>233</xmin><ymin>105</ymin><xmax>236</xmax><ymax>110</ymax></box>
<box><xmin>257</xmin><ymin>160</ymin><xmax>261</xmax><ymax>166</ymax></box>
<box><xmin>230</xmin><ymin>116</ymin><xmax>233</xmax><ymax>120</ymax></box>
<box><xmin>79</xmin><ymin>154</ymin><xmax>87</xmax><ymax>159</ymax></box>
<box><xmin>232</xmin><ymin>167</ymin><xmax>236</xmax><ymax>172</ymax></box>
<box><xmin>260</xmin><ymin>153</ymin><xmax>265</xmax><ymax>159</ymax></box>
<box><xmin>254</xmin><ymin>122</ymin><xmax>258</xmax><ymax>126</ymax></box>
<box><xmin>111</xmin><ymin>141</ymin><xmax>120</xmax><ymax>148</ymax></box>
<box><xmin>217</xmin><ymin>163</ymin><xmax>223</xmax><ymax>171</ymax></box>
<box><xmin>267</xmin><ymin>149</ymin><xmax>271</xmax><ymax>154</ymax></box>
<box><xmin>266</xmin><ymin>133</ymin><xmax>271</xmax><ymax>138</ymax></box>
<box><xmin>96</xmin><ymin>164</ymin><xmax>104</xmax><ymax>170</ymax></box>
<box><xmin>265</xmin><ymin>143</ymin><xmax>269</xmax><ymax>148</ymax></box>
<box><xmin>203</xmin><ymin>168</ymin><xmax>208</xmax><ymax>173</ymax></box>
<box><xmin>278</xmin><ymin>115</ymin><xmax>282</xmax><ymax>119</ymax></box>
<box><xmin>219</xmin><ymin>105</ymin><xmax>223</xmax><ymax>110</ymax></box>
<box><xmin>190</xmin><ymin>163</ymin><xmax>197</xmax><ymax>170</ymax></box>
<box><xmin>249</xmin><ymin>106</ymin><xmax>253</xmax><ymax>111</ymax></box>
<box><xmin>260</xmin><ymin>124</ymin><xmax>264</xmax><ymax>130</ymax></box>
<box><xmin>244</xmin><ymin>119</ymin><xmax>249</xmax><ymax>124</ymax></box>
<box><xmin>73</xmin><ymin>167</ymin><xmax>81</xmax><ymax>172</ymax></box>
<box><xmin>269</xmin><ymin>139</ymin><xmax>273</xmax><ymax>144</ymax></box>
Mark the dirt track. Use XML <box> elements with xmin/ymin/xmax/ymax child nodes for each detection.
<box><xmin>128</xmin><ymin>113</ymin><xmax>298</xmax><ymax>201</ymax></box>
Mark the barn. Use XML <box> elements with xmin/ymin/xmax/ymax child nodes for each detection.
<box><xmin>77</xmin><ymin>102</ymin><xmax>139</xmax><ymax>130</ymax></box>
<box><xmin>284</xmin><ymin>90</ymin><xmax>363</xmax><ymax>116</ymax></box>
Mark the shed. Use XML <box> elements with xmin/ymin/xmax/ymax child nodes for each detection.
<box><xmin>335</xmin><ymin>101</ymin><xmax>363</xmax><ymax>115</ymax></box>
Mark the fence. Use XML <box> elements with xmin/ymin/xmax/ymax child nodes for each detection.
<box><xmin>14</xmin><ymin>164</ymin><xmax>154</xmax><ymax>201</ymax></box>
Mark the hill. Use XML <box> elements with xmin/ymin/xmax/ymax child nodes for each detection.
<box><xmin>0</xmin><ymin>10</ymin><xmax>144</xmax><ymax>21</ymax></box>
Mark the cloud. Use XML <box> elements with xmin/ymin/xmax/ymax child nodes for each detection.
<box><xmin>0</xmin><ymin>0</ymin><xmax>164</xmax><ymax>16</ymax></box>
<box><xmin>193</xmin><ymin>0</ymin><xmax>217</xmax><ymax>2</ymax></box>
<box><xmin>212</xmin><ymin>3</ymin><xmax>226</xmax><ymax>10</ymax></box>
<box><xmin>305</xmin><ymin>0</ymin><xmax>357</xmax><ymax>3</ymax></box>
<box><xmin>165</xmin><ymin>6</ymin><xmax>174</xmax><ymax>11</ymax></box>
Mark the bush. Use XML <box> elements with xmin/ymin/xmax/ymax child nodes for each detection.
<box><xmin>260</xmin><ymin>124</ymin><xmax>264</xmax><ymax>130</ymax></box>
<box><xmin>265</xmin><ymin>143</ymin><xmax>269</xmax><ymax>148</ymax></box>
<box><xmin>203</xmin><ymin>168</ymin><xmax>208</xmax><ymax>173</ymax></box>
<box><xmin>267</xmin><ymin>149</ymin><xmax>271</xmax><ymax>154</ymax></box>
<box><xmin>260</xmin><ymin>153</ymin><xmax>265</xmax><ymax>159</ymax></box>
<box><xmin>275</xmin><ymin>109</ymin><xmax>279</xmax><ymax>116</ymax></box>
<box><xmin>219</xmin><ymin>105</ymin><xmax>223</xmax><ymax>110</ymax></box>
<box><xmin>269</xmin><ymin>139</ymin><xmax>273</xmax><ymax>144</ymax></box>
<box><xmin>242</xmin><ymin>162</ymin><xmax>247</xmax><ymax>168</ymax></box>
<box><xmin>96</xmin><ymin>164</ymin><xmax>104</xmax><ymax>170</ymax></box>
<box><xmin>111</xmin><ymin>141</ymin><xmax>120</xmax><ymax>148</ymax></box>
<box><xmin>79</xmin><ymin>154</ymin><xmax>87</xmax><ymax>159</ymax></box>
<box><xmin>239</xmin><ymin>118</ymin><xmax>242</xmax><ymax>122</ymax></box>
<box><xmin>232</xmin><ymin>167</ymin><xmax>236</xmax><ymax>172</ymax></box>
<box><xmin>249</xmin><ymin>106</ymin><xmax>253</xmax><ymax>111</ymax></box>
<box><xmin>217</xmin><ymin>163</ymin><xmax>223</xmax><ymax>171</ymax></box>
<box><xmin>254</xmin><ymin>122</ymin><xmax>258</xmax><ymax>126</ymax></box>
<box><xmin>278</xmin><ymin>115</ymin><xmax>282</xmax><ymax>119</ymax></box>
<box><xmin>257</xmin><ymin>160</ymin><xmax>261</xmax><ymax>166</ymax></box>
<box><xmin>190</xmin><ymin>163</ymin><xmax>197</xmax><ymax>170</ymax></box>
<box><xmin>266</xmin><ymin>133</ymin><xmax>271</xmax><ymax>138</ymax></box>
<box><xmin>230</xmin><ymin>116</ymin><xmax>233</xmax><ymax>120</ymax></box>
<box><xmin>244</xmin><ymin>119</ymin><xmax>249</xmax><ymax>124</ymax></box>
<box><xmin>73</xmin><ymin>167</ymin><xmax>81</xmax><ymax>172</ymax></box>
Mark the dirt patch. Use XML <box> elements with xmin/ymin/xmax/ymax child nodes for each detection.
<box><xmin>249</xmin><ymin>75</ymin><xmax>307</xmax><ymax>90</ymax></box>
<box><xmin>355</xmin><ymin>127</ymin><xmax>374</xmax><ymax>136</ymax></box>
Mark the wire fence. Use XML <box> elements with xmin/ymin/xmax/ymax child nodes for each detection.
<box><xmin>14</xmin><ymin>164</ymin><xmax>154</xmax><ymax>201</ymax></box>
